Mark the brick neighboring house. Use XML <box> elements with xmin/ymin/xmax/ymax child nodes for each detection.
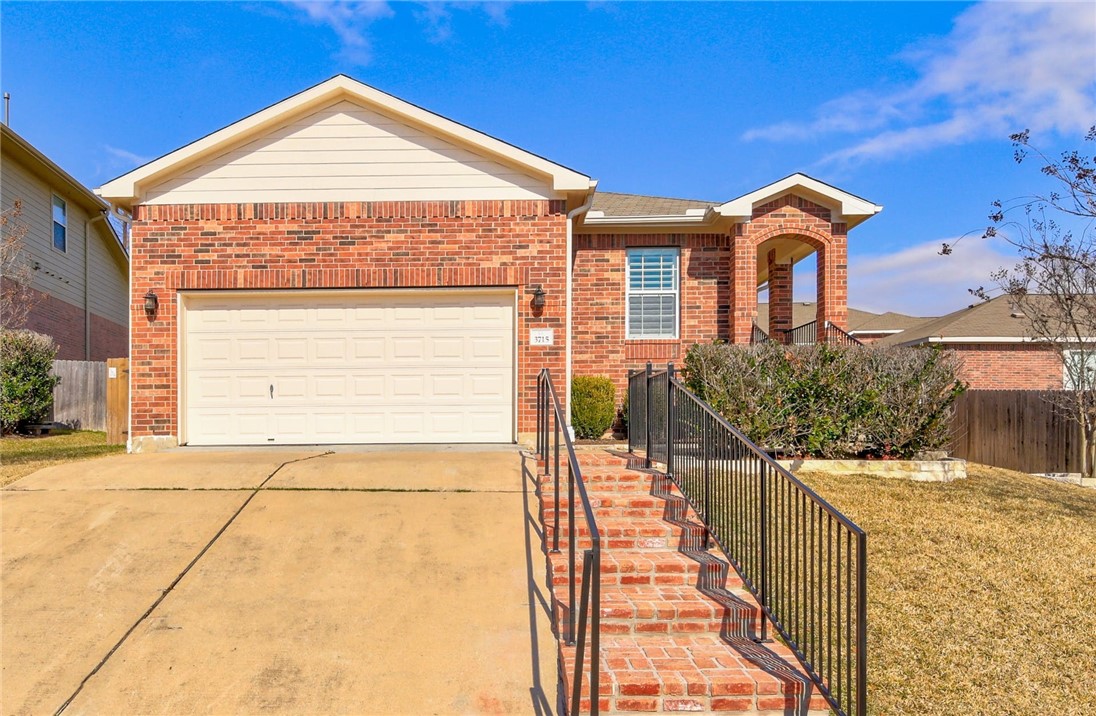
<box><xmin>755</xmin><ymin>301</ymin><xmax>934</xmax><ymax>344</ymax></box>
<box><xmin>96</xmin><ymin>75</ymin><xmax>881</xmax><ymax>450</ymax></box>
<box><xmin>877</xmin><ymin>294</ymin><xmax>1065</xmax><ymax>389</ymax></box>
<box><xmin>1</xmin><ymin>123</ymin><xmax>129</xmax><ymax>359</ymax></box>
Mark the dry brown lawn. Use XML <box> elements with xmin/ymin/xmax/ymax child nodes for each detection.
<box><xmin>0</xmin><ymin>430</ymin><xmax>124</xmax><ymax>486</ymax></box>
<box><xmin>798</xmin><ymin>464</ymin><xmax>1096</xmax><ymax>716</ymax></box>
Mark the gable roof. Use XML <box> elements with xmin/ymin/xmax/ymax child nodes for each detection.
<box><xmin>877</xmin><ymin>294</ymin><xmax>1053</xmax><ymax>346</ymax></box>
<box><xmin>715</xmin><ymin>173</ymin><xmax>882</xmax><ymax>229</ymax></box>
<box><xmin>97</xmin><ymin>74</ymin><xmax>594</xmax><ymax>207</ymax></box>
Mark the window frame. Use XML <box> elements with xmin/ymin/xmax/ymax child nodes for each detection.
<box><xmin>625</xmin><ymin>246</ymin><xmax>681</xmax><ymax>340</ymax></box>
<box><xmin>51</xmin><ymin>194</ymin><xmax>67</xmax><ymax>253</ymax></box>
<box><xmin>1063</xmin><ymin>348</ymin><xmax>1096</xmax><ymax>390</ymax></box>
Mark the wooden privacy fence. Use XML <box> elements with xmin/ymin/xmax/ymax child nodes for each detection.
<box><xmin>51</xmin><ymin>358</ymin><xmax>128</xmax><ymax>444</ymax></box>
<box><xmin>52</xmin><ymin>360</ymin><xmax>107</xmax><ymax>431</ymax></box>
<box><xmin>951</xmin><ymin>390</ymin><xmax>1081</xmax><ymax>474</ymax></box>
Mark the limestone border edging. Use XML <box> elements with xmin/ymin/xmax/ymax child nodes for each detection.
<box><xmin>778</xmin><ymin>457</ymin><xmax>967</xmax><ymax>482</ymax></box>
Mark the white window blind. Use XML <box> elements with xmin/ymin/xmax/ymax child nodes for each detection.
<box><xmin>627</xmin><ymin>248</ymin><xmax>679</xmax><ymax>339</ymax></box>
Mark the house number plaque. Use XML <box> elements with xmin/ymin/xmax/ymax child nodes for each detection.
<box><xmin>529</xmin><ymin>328</ymin><xmax>554</xmax><ymax>346</ymax></box>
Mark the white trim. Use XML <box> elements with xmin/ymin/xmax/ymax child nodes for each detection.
<box><xmin>97</xmin><ymin>75</ymin><xmax>590</xmax><ymax>206</ymax></box>
<box><xmin>848</xmin><ymin>329</ymin><xmax>905</xmax><ymax>335</ymax></box>
<box><xmin>715</xmin><ymin>173</ymin><xmax>882</xmax><ymax>228</ymax></box>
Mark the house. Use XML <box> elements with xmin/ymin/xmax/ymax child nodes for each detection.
<box><xmin>1</xmin><ymin>123</ymin><xmax>129</xmax><ymax>360</ymax></box>
<box><xmin>755</xmin><ymin>301</ymin><xmax>935</xmax><ymax>344</ymax></box>
<box><xmin>96</xmin><ymin>75</ymin><xmax>881</xmax><ymax>451</ymax></box>
<box><xmin>876</xmin><ymin>294</ymin><xmax>1064</xmax><ymax>389</ymax></box>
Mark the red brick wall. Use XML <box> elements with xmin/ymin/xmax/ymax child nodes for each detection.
<box><xmin>571</xmin><ymin>233</ymin><xmax>730</xmax><ymax>398</ymax></box>
<box><xmin>129</xmin><ymin>200</ymin><xmax>566</xmax><ymax>442</ymax></box>
<box><xmin>949</xmin><ymin>343</ymin><xmax>1062</xmax><ymax>389</ymax></box>
<box><xmin>20</xmin><ymin>286</ymin><xmax>128</xmax><ymax>361</ymax></box>
<box><xmin>733</xmin><ymin>196</ymin><xmax>846</xmax><ymax>343</ymax></box>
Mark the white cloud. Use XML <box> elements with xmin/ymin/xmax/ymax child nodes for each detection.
<box><xmin>279</xmin><ymin>1</ymin><xmax>515</xmax><ymax>63</ymax></box>
<box><xmin>848</xmin><ymin>237</ymin><xmax>1020</xmax><ymax>316</ymax></box>
<box><xmin>102</xmin><ymin>145</ymin><xmax>152</xmax><ymax>172</ymax></box>
<box><xmin>284</xmin><ymin>1</ymin><xmax>394</xmax><ymax>65</ymax></box>
<box><xmin>744</xmin><ymin>2</ymin><xmax>1096</xmax><ymax>165</ymax></box>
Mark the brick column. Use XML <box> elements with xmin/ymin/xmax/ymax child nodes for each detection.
<box><xmin>730</xmin><ymin>229</ymin><xmax>757</xmax><ymax>344</ymax></box>
<box><xmin>767</xmin><ymin>249</ymin><xmax>794</xmax><ymax>343</ymax></box>
<box><xmin>816</xmin><ymin>226</ymin><xmax>848</xmax><ymax>332</ymax></box>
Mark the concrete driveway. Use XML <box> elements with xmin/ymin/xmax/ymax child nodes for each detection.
<box><xmin>2</xmin><ymin>448</ymin><xmax>557</xmax><ymax>716</ymax></box>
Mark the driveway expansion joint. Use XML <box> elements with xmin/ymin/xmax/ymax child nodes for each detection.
<box><xmin>52</xmin><ymin>451</ymin><xmax>332</xmax><ymax>715</ymax></box>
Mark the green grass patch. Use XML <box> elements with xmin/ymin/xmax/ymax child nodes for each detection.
<box><xmin>797</xmin><ymin>464</ymin><xmax>1096</xmax><ymax>715</ymax></box>
<box><xmin>0</xmin><ymin>430</ymin><xmax>124</xmax><ymax>486</ymax></box>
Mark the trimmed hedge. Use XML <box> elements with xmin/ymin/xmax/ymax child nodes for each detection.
<box><xmin>572</xmin><ymin>375</ymin><xmax>617</xmax><ymax>439</ymax></box>
<box><xmin>684</xmin><ymin>341</ymin><xmax>965</xmax><ymax>459</ymax></box>
<box><xmin>1</xmin><ymin>329</ymin><xmax>61</xmax><ymax>434</ymax></box>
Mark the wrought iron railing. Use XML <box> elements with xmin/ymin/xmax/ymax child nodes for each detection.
<box><xmin>628</xmin><ymin>363</ymin><xmax>868</xmax><ymax>716</ymax></box>
<box><xmin>781</xmin><ymin>320</ymin><xmax>864</xmax><ymax>347</ymax></box>
<box><xmin>752</xmin><ymin>323</ymin><xmax>770</xmax><ymax>344</ymax></box>
<box><xmin>536</xmin><ymin>368</ymin><xmax>601</xmax><ymax>715</ymax></box>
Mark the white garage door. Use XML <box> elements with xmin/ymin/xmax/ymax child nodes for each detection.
<box><xmin>182</xmin><ymin>290</ymin><xmax>515</xmax><ymax>446</ymax></box>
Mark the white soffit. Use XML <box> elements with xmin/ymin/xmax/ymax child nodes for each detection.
<box><xmin>716</xmin><ymin>173</ymin><xmax>883</xmax><ymax>228</ymax></box>
<box><xmin>97</xmin><ymin>74</ymin><xmax>592</xmax><ymax>206</ymax></box>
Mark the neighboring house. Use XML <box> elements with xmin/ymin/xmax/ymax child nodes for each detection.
<box><xmin>1</xmin><ymin>123</ymin><xmax>129</xmax><ymax>360</ymax></box>
<box><xmin>755</xmin><ymin>301</ymin><xmax>934</xmax><ymax>344</ymax></box>
<box><xmin>877</xmin><ymin>294</ymin><xmax>1064</xmax><ymax>389</ymax></box>
<box><xmin>96</xmin><ymin>75</ymin><xmax>881</xmax><ymax>450</ymax></box>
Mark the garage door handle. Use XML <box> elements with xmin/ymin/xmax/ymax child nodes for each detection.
<box><xmin>270</xmin><ymin>384</ymin><xmax>274</xmax><ymax>399</ymax></box>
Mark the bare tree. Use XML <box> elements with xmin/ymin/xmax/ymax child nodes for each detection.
<box><xmin>1</xmin><ymin>200</ymin><xmax>37</xmax><ymax>329</ymax></box>
<box><xmin>952</xmin><ymin>127</ymin><xmax>1096</xmax><ymax>479</ymax></box>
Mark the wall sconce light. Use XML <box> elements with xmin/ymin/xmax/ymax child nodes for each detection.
<box><xmin>527</xmin><ymin>285</ymin><xmax>546</xmax><ymax>310</ymax></box>
<box><xmin>144</xmin><ymin>290</ymin><xmax>159</xmax><ymax>317</ymax></box>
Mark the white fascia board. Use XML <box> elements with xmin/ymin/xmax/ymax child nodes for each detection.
<box><xmin>715</xmin><ymin>173</ymin><xmax>883</xmax><ymax>226</ymax></box>
<box><xmin>581</xmin><ymin>206</ymin><xmax>720</xmax><ymax>228</ymax></box>
<box><xmin>849</xmin><ymin>329</ymin><xmax>904</xmax><ymax>335</ymax></box>
<box><xmin>97</xmin><ymin>75</ymin><xmax>590</xmax><ymax>204</ymax></box>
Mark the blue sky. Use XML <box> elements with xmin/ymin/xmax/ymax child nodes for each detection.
<box><xmin>2</xmin><ymin>1</ymin><xmax>1094</xmax><ymax>316</ymax></box>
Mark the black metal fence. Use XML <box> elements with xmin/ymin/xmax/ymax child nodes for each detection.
<box><xmin>780</xmin><ymin>320</ymin><xmax>864</xmax><ymax>347</ymax></box>
<box><xmin>536</xmin><ymin>368</ymin><xmax>601</xmax><ymax>715</ymax></box>
<box><xmin>751</xmin><ymin>323</ymin><xmax>770</xmax><ymax>344</ymax></box>
<box><xmin>628</xmin><ymin>363</ymin><xmax>868</xmax><ymax>716</ymax></box>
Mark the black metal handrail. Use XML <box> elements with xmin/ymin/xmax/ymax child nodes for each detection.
<box><xmin>752</xmin><ymin>323</ymin><xmax>770</xmax><ymax>344</ymax></box>
<box><xmin>780</xmin><ymin>320</ymin><xmax>864</xmax><ymax>347</ymax></box>
<box><xmin>627</xmin><ymin>363</ymin><xmax>868</xmax><ymax>716</ymax></box>
<box><xmin>536</xmin><ymin>368</ymin><xmax>601</xmax><ymax>716</ymax></box>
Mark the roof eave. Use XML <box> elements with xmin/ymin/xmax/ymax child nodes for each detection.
<box><xmin>714</xmin><ymin>172</ymin><xmax>882</xmax><ymax>227</ymax></box>
<box><xmin>2</xmin><ymin>124</ymin><xmax>109</xmax><ymax>214</ymax></box>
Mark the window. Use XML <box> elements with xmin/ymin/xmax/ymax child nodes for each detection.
<box><xmin>1063</xmin><ymin>349</ymin><xmax>1096</xmax><ymax>390</ymax></box>
<box><xmin>627</xmin><ymin>247</ymin><xmax>679</xmax><ymax>339</ymax></box>
<box><xmin>51</xmin><ymin>195</ymin><xmax>67</xmax><ymax>252</ymax></box>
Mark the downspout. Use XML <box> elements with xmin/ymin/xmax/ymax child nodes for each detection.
<box><xmin>565</xmin><ymin>181</ymin><xmax>598</xmax><ymax>427</ymax></box>
<box><xmin>84</xmin><ymin>212</ymin><xmax>109</xmax><ymax>360</ymax></box>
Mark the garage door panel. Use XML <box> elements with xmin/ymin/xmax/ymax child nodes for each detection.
<box><xmin>183</xmin><ymin>290</ymin><xmax>514</xmax><ymax>445</ymax></box>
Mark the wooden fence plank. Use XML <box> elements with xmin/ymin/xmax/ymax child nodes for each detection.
<box><xmin>951</xmin><ymin>390</ymin><xmax>1081</xmax><ymax>473</ymax></box>
<box><xmin>51</xmin><ymin>360</ymin><xmax>107</xmax><ymax>431</ymax></box>
<box><xmin>106</xmin><ymin>358</ymin><xmax>129</xmax><ymax>445</ymax></box>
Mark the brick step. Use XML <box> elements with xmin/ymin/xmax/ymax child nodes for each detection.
<box><xmin>536</xmin><ymin>451</ymin><xmax>635</xmax><ymax>469</ymax></box>
<box><xmin>539</xmin><ymin>493</ymin><xmax>670</xmax><ymax>520</ymax></box>
<box><xmin>547</xmin><ymin>549</ymin><xmax>742</xmax><ymax>590</ymax></box>
<box><xmin>554</xmin><ymin>583</ymin><xmax>764</xmax><ymax>638</ymax></box>
<box><xmin>537</xmin><ymin>468</ymin><xmax>653</xmax><ymax>491</ymax></box>
<box><xmin>543</xmin><ymin>516</ymin><xmax>709</xmax><ymax>552</ymax></box>
<box><xmin>560</xmin><ymin>634</ymin><xmax>832</xmax><ymax>714</ymax></box>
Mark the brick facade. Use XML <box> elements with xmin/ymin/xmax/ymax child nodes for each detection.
<box><xmin>571</xmin><ymin>233</ymin><xmax>730</xmax><ymax>397</ymax></box>
<box><xmin>20</xmin><ymin>286</ymin><xmax>128</xmax><ymax>361</ymax></box>
<box><xmin>129</xmin><ymin>200</ymin><xmax>567</xmax><ymax>443</ymax></box>
<box><xmin>949</xmin><ymin>344</ymin><xmax>1062</xmax><ymax>390</ymax></box>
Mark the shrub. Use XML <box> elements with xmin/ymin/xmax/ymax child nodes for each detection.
<box><xmin>685</xmin><ymin>341</ymin><xmax>965</xmax><ymax>459</ymax></box>
<box><xmin>572</xmin><ymin>375</ymin><xmax>617</xmax><ymax>439</ymax></box>
<box><xmin>1</xmin><ymin>329</ymin><xmax>61</xmax><ymax>434</ymax></box>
